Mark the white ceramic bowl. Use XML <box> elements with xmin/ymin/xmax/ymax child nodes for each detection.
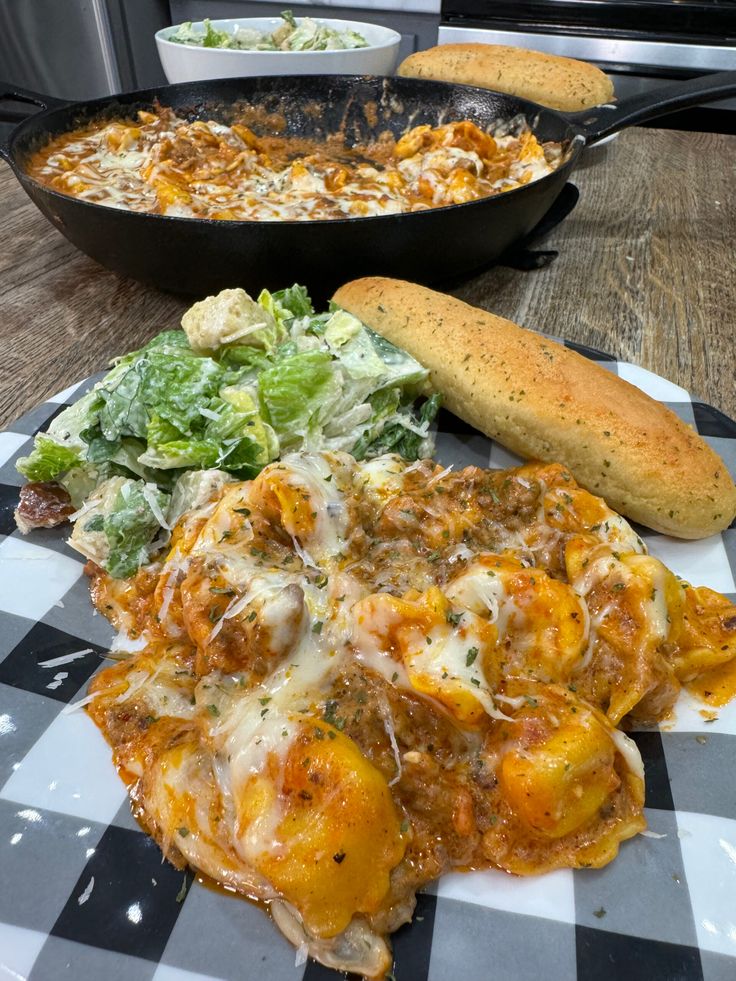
<box><xmin>155</xmin><ymin>17</ymin><xmax>402</xmax><ymax>83</ymax></box>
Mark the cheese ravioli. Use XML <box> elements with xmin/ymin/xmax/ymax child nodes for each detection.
<box><xmin>28</xmin><ymin>110</ymin><xmax>564</xmax><ymax>221</ymax></box>
<box><xmin>86</xmin><ymin>452</ymin><xmax>736</xmax><ymax>977</ymax></box>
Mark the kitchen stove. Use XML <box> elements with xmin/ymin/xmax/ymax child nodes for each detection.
<box><xmin>439</xmin><ymin>0</ymin><xmax>736</xmax><ymax>133</ymax></box>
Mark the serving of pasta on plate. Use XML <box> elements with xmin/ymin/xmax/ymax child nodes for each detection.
<box><xmin>81</xmin><ymin>451</ymin><xmax>736</xmax><ymax>977</ymax></box>
<box><xmin>6</xmin><ymin>283</ymin><xmax>736</xmax><ymax>979</ymax></box>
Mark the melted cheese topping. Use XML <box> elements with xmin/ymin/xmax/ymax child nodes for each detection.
<box><xmin>28</xmin><ymin>110</ymin><xmax>564</xmax><ymax>222</ymax></box>
<box><xmin>85</xmin><ymin>452</ymin><xmax>736</xmax><ymax>973</ymax></box>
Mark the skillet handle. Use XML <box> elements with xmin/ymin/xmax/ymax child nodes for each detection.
<box><xmin>0</xmin><ymin>82</ymin><xmax>71</xmax><ymax>161</ymax></box>
<box><xmin>570</xmin><ymin>69</ymin><xmax>736</xmax><ymax>145</ymax></box>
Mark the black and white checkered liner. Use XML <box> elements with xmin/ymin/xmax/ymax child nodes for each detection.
<box><xmin>2</xmin><ymin>348</ymin><xmax>736</xmax><ymax>981</ymax></box>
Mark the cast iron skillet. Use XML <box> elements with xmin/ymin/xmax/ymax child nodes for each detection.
<box><xmin>1</xmin><ymin>71</ymin><xmax>735</xmax><ymax>299</ymax></box>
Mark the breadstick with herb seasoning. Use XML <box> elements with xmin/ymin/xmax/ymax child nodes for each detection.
<box><xmin>332</xmin><ymin>277</ymin><xmax>736</xmax><ymax>539</ymax></box>
<box><xmin>398</xmin><ymin>44</ymin><xmax>614</xmax><ymax>112</ymax></box>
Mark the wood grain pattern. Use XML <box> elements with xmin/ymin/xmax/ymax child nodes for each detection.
<box><xmin>1</xmin><ymin>125</ymin><xmax>734</xmax><ymax>431</ymax></box>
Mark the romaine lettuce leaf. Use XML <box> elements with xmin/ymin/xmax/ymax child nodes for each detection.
<box><xmin>352</xmin><ymin>394</ymin><xmax>442</xmax><ymax>461</ymax></box>
<box><xmin>258</xmin><ymin>350</ymin><xmax>341</xmax><ymax>446</ymax></box>
<box><xmin>16</xmin><ymin>435</ymin><xmax>82</xmax><ymax>482</ymax></box>
<box><xmin>364</xmin><ymin>326</ymin><xmax>430</xmax><ymax>392</ymax></box>
<box><xmin>80</xmin><ymin>426</ymin><xmax>122</xmax><ymax>465</ymax></box>
<box><xmin>67</xmin><ymin>477</ymin><xmax>170</xmax><ymax>578</ymax></box>
<box><xmin>338</xmin><ymin>387</ymin><xmax>401</xmax><ymax>451</ymax></box>
<box><xmin>218</xmin><ymin>436</ymin><xmax>266</xmax><ymax>479</ymax></box>
<box><xmin>303</xmin><ymin>313</ymin><xmax>332</xmax><ymax>337</ymax></box>
<box><xmin>210</xmin><ymin>388</ymin><xmax>279</xmax><ymax>462</ymax></box>
<box><xmin>17</xmin><ymin>388</ymin><xmax>104</xmax><ymax>481</ymax></box>
<box><xmin>324</xmin><ymin>310</ymin><xmax>363</xmax><ymax>349</ymax></box>
<box><xmin>77</xmin><ymin>425</ymin><xmax>170</xmax><ymax>487</ymax></box>
<box><xmin>257</xmin><ymin>285</ymin><xmax>314</xmax><ymax>335</ymax></box>
<box><xmin>103</xmin><ymin>481</ymin><xmax>170</xmax><ymax>579</ymax></box>
<box><xmin>330</xmin><ymin>325</ymin><xmax>387</xmax><ymax>382</ymax></box>
<box><xmin>115</xmin><ymin>440</ymin><xmax>175</xmax><ymax>484</ymax></box>
<box><xmin>47</xmin><ymin>390</ymin><xmax>103</xmax><ymax>445</ymax></box>
<box><xmin>138</xmin><ymin>439</ymin><xmax>221</xmax><ymax>471</ymax></box>
<box><xmin>202</xmin><ymin>19</ymin><xmax>231</xmax><ymax>48</ymax></box>
<box><xmin>341</xmin><ymin>29</ymin><xmax>369</xmax><ymax>48</ymax></box>
<box><xmin>217</xmin><ymin>345</ymin><xmax>274</xmax><ymax>375</ymax></box>
<box><xmin>97</xmin><ymin>350</ymin><xmax>222</xmax><ymax>440</ymax></box>
<box><xmin>141</xmin><ymin>330</ymin><xmax>192</xmax><ymax>354</ymax></box>
<box><xmin>146</xmin><ymin>413</ymin><xmax>183</xmax><ymax>447</ymax></box>
<box><xmin>271</xmin><ymin>284</ymin><xmax>314</xmax><ymax>318</ymax></box>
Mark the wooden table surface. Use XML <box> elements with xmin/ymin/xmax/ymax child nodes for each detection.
<box><xmin>1</xmin><ymin>126</ymin><xmax>735</xmax><ymax>430</ymax></box>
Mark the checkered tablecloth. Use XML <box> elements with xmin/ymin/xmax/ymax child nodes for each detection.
<box><xmin>1</xmin><ymin>346</ymin><xmax>735</xmax><ymax>981</ymax></box>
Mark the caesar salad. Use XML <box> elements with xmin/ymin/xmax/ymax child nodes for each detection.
<box><xmin>15</xmin><ymin>285</ymin><xmax>439</xmax><ymax>579</ymax></box>
<box><xmin>169</xmin><ymin>11</ymin><xmax>369</xmax><ymax>52</ymax></box>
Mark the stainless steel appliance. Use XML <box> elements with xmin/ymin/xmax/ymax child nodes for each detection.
<box><xmin>0</xmin><ymin>0</ymin><xmax>170</xmax><ymax>100</ymax></box>
<box><xmin>0</xmin><ymin>0</ymin><xmax>440</xmax><ymax>103</ymax></box>
<box><xmin>439</xmin><ymin>0</ymin><xmax>736</xmax><ymax>132</ymax></box>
